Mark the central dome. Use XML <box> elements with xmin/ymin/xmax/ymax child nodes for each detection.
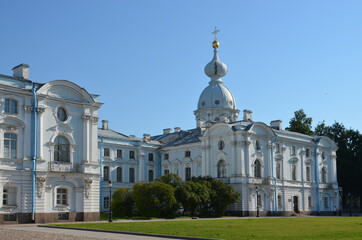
<box><xmin>198</xmin><ymin>84</ymin><xmax>236</xmax><ymax>110</ymax></box>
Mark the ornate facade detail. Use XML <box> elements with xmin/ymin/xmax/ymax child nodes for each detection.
<box><xmin>91</xmin><ymin>116</ymin><xmax>99</xmax><ymax>123</ymax></box>
<box><xmin>36</xmin><ymin>176</ymin><xmax>46</xmax><ymax>197</ymax></box>
<box><xmin>82</xmin><ymin>114</ymin><xmax>91</xmax><ymax>121</ymax></box>
<box><xmin>37</xmin><ymin>107</ymin><xmax>45</xmax><ymax>114</ymax></box>
<box><xmin>24</xmin><ymin>105</ymin><xmax>34</xmax><ymax>112</ymax></box>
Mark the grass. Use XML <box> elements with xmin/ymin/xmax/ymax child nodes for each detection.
<box><xmin>52</xmin><ymin>217</ymin><xmax>362</xmax><ymax>240</ymax></box>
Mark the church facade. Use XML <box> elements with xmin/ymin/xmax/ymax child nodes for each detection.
<box><xmin>0</xmin><ymin>36</ymin><xmax>339</xmax><ymax>224</ymax></box>
<box><xmin>99</xmin><ymin>37</ymin><xmax>339</xmax><ymax>216</ymax></box>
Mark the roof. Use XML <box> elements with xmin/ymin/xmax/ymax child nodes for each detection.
<box><xmin>151</xmin><ymin>128</ymin><xmax>202</xmax><ymax>147</ymax></box>
<box><xmin>98</xmin><ymin>129</ymin><xmax>130</xmax><ymax>140</ymax></box>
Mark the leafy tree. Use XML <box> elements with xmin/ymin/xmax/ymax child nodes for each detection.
<box><xmin>111</xmin><ymin>187</ymin><xmax>134</xmax><ymax>217</ymax></box>
<box><xmin>286</xmin><ymin>109</ymin><xmax>312</xmax><ymax>135</ymax></box>
<box><xmin>175</xmin><ymin>181</ymin><xmax>209</xmax><ymax>216</ymax></box>
<box><xmin>156</xmin><ymin>173</ymin><xmax>184</xmax><ymax>188</ymax></box>
<box><xmin>133</xmin><ymin>182</ymin><xmax>179</xmax><ymax>217</ymax></box>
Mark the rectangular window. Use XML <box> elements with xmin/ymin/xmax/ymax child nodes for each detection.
<box><xmin>257</xmin><ymin>194</ymin><xmax>262</xmax><ymax>208</ymax></box>
<box><xmin>148</xmin><ymin>153</ymin><xmax>154</xmax><ymax>161</ymax></box>
<box><xmin>164</xmin><ymin>153</ymin><xmax>169</xmax><ymax>160</ymax></box>
<box><xmin>129</xmin><ymin>168</ymin><xmax>135</xmax><ymax>183</ymax></box>
<box><xmin>103</xmin><ymin>166</ymin><xmax>109</xmax><ymax>181</ymax></box>
<box><xmin>324</xmin><ymin>197</ymin><xmax>329</xmax><ymax>208</ymax></box>
<box><xmin>104</xmin><ymin>196</ymin><xmax>110</xmax><ymax>208</ymax></box>
<box><xmin>185</xmin><ymin>167</ymin><xmax>191</xmax><ymax>181</ymax></box>
<box><xmin>164</xmin><ymin>169</ymin><xmax>169</xmax><ymax>175</ymax></box>
<box><xmin>306</xmin><ymin>166</ymin><xmax>311</xmax><ymax>181</ymax></box>
<box><xmin>4</xmin><ymin>214</ymin><xmax>16</xmax><ymax>221</ymax></box>
<box><xmin>104</xmin><ymin>148</ymin><xmax>110</xmax><ymax>157</ymax></box>
<box><xmin>5</xmin><ymin>99</ymin><xmax>17</xmax><ymax>114</ymax></box>
<box><xmin>306</xmin><ymin>148</ymin><xmax>310</xmax><ymax>158</ymax></box>
<box><xmin>275</xmin><ymin>143</ymin><xmax>280</xmax><ymax>153</ymax></box>
<box><xmin>278</xmin><ymin>195</ymin><xmax>282</xmax><ymax>208</ymax></box>
<box><xmin>185</xmin><ymin>151</ymin><xmax>191</xmax><ymax>157</ymax></box>
<box><xmin>292</xmin><ymin>165</ymin><xmax>296</xmax><ymax>181</ymax></box>
<box><xmin>3</xmin><ymin>187</ymin><xmax>16</xmax><ymax>206</ymax></box>
<box><xmin>58</xmin><ymin>213</ymin><xmax>69</xmax><ymax>220</ymax></box>
<box><xmin>56</xmin><ymin>188</ymin><xmax>67</xmax><ymax>206</ymax></box>
<box><xmin>308</xmin><ymin>196</ymin><xmax>313</xmax><ymax>208</ymax></box>
<box><xmin>117</xmin><ymin>149</ymin><xmax>122</xmax><ymax>158</ymax></box>
<box><xmin>117</xmin><ymin>167</ymin><xmax>122</xmax><ymax>182</ymax></box>
<box><xmin>129</xmin><ymin>151</ymin><xmax>135</xmax><ymax>159</ymax></box>
<box><xmin>276</xmin><ymin>163</ymin><xmax>281</xmax><ymax>180</ymax></box>
<box><xmin>4</xmin><ymin>133</ymin><xmax>17</xmax><ymax>159</ymax></box>
<box><xmin>148</xmin><ymin>169</ymin><xmax>154</xmax><ymax>182</ymax></box>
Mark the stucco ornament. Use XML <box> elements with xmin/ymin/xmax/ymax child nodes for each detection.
<box><xmin>84</xmin><ymin>178</ymin><xmax>93</xmax><ymax>198</ymax></box>
<box><xmin>36</xmin><ymin>176</ymin><xmax>46</xmax><ymax>197</ymax></box>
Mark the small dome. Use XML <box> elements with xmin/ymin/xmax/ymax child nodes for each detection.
<box><xmin>198</xmin><ymin>84</ymin><xmax>236</xmax><ymax>110</ymax></box>
<box><xmin>204</xmin><ymin>49</ymin><xmax>227</xmax><ymax>82</ymax></box>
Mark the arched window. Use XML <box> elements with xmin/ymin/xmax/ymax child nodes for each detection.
<box><xmin>218</xmin><ymin>140</ymin><xmax>225</xmax><ymax>150</ymax></box>
<box><xmin>4</xmin><ymin>133</ymin><xmax>17</xmax><ymax>159</ymax></box>
<box><xmin>291</xmin><ymin>164</ymin><xmax>296</xmax><ymax>181</ymax></box>
<box><xmin>217</xmin><ymin>160</ymin><xmax>227</xmax><ymax>178</ymax></box>
<box><xmin>276</xmin><ymin>162</ymin><xmax>281</xmax><ymax>180</ymax></box>
<box><xmin>54</xmin><ymin>136</ymin><xmax>70</xmax><ymax>162</ymax></box>
<box><xmin>254</xmin><ymin>160</ymin><xmax>261</xmax><ymax>178</ymax></box>
<box><xmin>321</xmin><ymin>167</ymin><xmax>327</xmax><ymax>183</ymax></box>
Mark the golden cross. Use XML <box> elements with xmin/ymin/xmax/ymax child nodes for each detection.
<box><xmin>212</xmin><ymin>26</ymin><xmax>220</xmax><ymax>39</ymax></box>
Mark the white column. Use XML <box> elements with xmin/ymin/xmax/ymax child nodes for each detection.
<box><xmin>244</xmin><ymin>141</ymin><xmax>251</xmax><ymax>177</ymax></box>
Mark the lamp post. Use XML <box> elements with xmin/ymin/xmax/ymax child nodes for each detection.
<box><xmin>108</xmin><ymin>180</ymin><xmax>113</xmax><ymax>222</ymax></box>
<box><xmin>348</xmin><ymin>192</ymin><xmax>352</xmax><ymax>217</ymax></box>
<box><xmin>338</xmin><ymin>187</ymin><xmax>343</xmax><ymax>216</ymax></box>
<box><xmin>256</xmin><ymin>186</ymin><xmax>260</xmax><ymax>217</ymax></box>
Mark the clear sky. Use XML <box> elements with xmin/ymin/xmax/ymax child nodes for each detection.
<box><xmin>1</xmin><ymin>1</ymin><xmax>362</xmax><ymax>137</ymax></box>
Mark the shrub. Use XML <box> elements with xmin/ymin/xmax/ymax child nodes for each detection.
<box><xmin>111</xmin><ymin>187</ymin><xmax>134</xmax><ymax>217</ymax></box>
<box><xmin>175</xmin><ymin>181</ymin><xmax>209</xmax><ymax>216</ymax></box>
<box><xmin>156</xmin><ymin>173</ymin><xmax>184</xmax><ymax>188</ymax></box>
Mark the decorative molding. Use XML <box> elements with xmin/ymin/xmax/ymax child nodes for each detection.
<box><xmin>24</xmin><ymin>105</ymin><xmax>34</xmax><ymax>112</ymax></box>
<box><xmin>37</xmin><ymin>107</ymin><xmax>45</xmax><ymax>114</ymax></box>
<box><xmin>36</xmin><ymin>176</ymin><xmax>46</xmax><ymax>197</ymax></box>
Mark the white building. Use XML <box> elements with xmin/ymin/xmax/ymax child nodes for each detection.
<box><xmin>99</xmin><ymin>37</ymin><xmax>339</xmax><ymax>216</ymax></box>
<box><xmin>0</xmin><ymin>64</ymin><xmax>102</xmax><ymax>223</ymax></box>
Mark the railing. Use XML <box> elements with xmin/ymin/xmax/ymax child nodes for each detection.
<box><xmin>49</xmin><ymin>162</ymin><xmax>82</xmax><ymax>173</ymax></box>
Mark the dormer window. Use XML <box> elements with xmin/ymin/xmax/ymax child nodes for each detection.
<box><xmin>4</xmin><ymin>99</ymin><xmax>17</xmax><ymax>114</ymax></box>
<box><xmin>57</xmin><ymin>107</ymin><xmax>67</xmax><ymax>122</ymax></box>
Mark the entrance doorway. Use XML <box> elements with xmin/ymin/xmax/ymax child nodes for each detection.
<box><xmin>293</xmin><ymin>196</ymin><xmax>299</xmax><ymax>213</ymax></box>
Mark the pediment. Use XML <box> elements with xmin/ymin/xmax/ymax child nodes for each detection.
<box><xmin>50</xmin><ymin>123</ymin><xmax>73</xmax><ymax>133</ymax></box>
<box><xmin>0</xmin><ymin>117</ymin><xmax>25</xmax><ymax>128</ymax></box>
<box><xmin>47</xmin><ymin>86</ymin><xmax>85</xmax><ymax>102</ymax></box>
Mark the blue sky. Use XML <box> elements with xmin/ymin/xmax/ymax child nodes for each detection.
<box><xmin>1</xmin><ymin>1</ymin><xmax>362</xmax><ymax>137</ymax></box>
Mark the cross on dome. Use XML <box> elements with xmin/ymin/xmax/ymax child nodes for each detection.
<box><xmin>212</xmin><ymin>26</ymin><xmax>220</xmax><ymax>40</ymax></box>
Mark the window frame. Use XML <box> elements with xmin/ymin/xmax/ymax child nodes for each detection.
<box><xmin>129</xmin><ymin>168</ymin><xmax>135</xmax><ymax>183</ymax></box>
<box><xmin>276</xmin><ymin>162</ymin><xmax>281</xmax><ymax>180</ymax></box>
<box><xmin>103</xmin><ymin>166</ymin><xmax>110</xmax><ymax>181</ymax></box>
<box><xmin>148</xmin><ymin>153</ymin><xmax>154</xmax><ymax>162</ymax></box>
<box><xmin>117</xmin><ymin>149</ymin><xmax>122</xmax><ymax>158</ymax></box>
<box><xmin>4</xmin><ymin>98</ymin><xmax>18</xmax><ymax>114</ymax></box>
<box><xmin>116</xmin><ymin>167</ymin><xmax>122</xmax><ymax>182</ymax></box>
<box><xmin>2</xmin><ymin>187</ymin><xmax>17</xmax><ymax>206</ymax></box>
<box><xmin>306</xmin><ymin>165</ymin><xmax>311</xmax><ymax>181</ymax></box>
<box><xmin>104</xmin><ymin>148</ymin><xmax>110</xmax><ymax>157</ymax></box>
<box><xmin>218</xmin><ymin>140</ymin><xmax>225</xmax><ymax>150</ymax></box>
<box><xmin>54</xmin><ymin>136</ymin><xmax>70</xmax><ymax>162</ymax></box>
<box><xmin>291</xmin><ymin>164</ymin><xmax>297</xmax><ymax>181</ymax></box>
<box><xmin>164</xmin><ymin>169</ymin><xmax>169</xmax><ymax>175</ymax></box>
<box><xmin>254</xmin><ymin>160</ymin><xmax>261</xmax><ymax>178</ymax></box>
<box><xmin>129</xmin><ymin>150</ymin><xmax>135</xmax><ymax>159</ymax></box>
<box><xmin>148</xmin><ymin>169</ymin><xmax>154</xmax><ymax>182</ymax></box>
<box><xmin>4</xmin><ymin>132</ymin><xmax>17</xmax><ymax>159</ymax></box>
<box><xmin>185</xmin><ymin>151</ymin><xmax>191</xmax><ymax>158</ymax></box>
<box><xmin>56</xmin><ymin>188</ymin><xmax>68</xmax><ymax>206</ymax></box>
<box><xmin>217</xmin><ymin>160</ymin><xmax>227</xmax><ymax>178</ymax></box>
<box><xmin>185</xmin><ymin>167</ymin><xmax>191</xmax><ymax>181</ymax></box>
<box><xmin>164</xmin><ymin>153</ymin><xmax>169</xmax><ymax>160</ymax></box>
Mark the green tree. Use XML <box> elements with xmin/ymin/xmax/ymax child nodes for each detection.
<box><xmin>156</xmin><ymin>173</ymin><xmax>184</xmax><ymax>188</ymax></box>
<box><xmin>175</xmin><ymin>181</ymin><xmax>209</xmax><ymax>216</ymax></box>
<box><xmin>286</xmin><ymin>109</ymin><xmax>312</xmax><ymax>135</ymax></box>
<box><xmin>133</xmin><ymin>182</ymin><xmax>179</xmax><ymax>217</ymax></box>
<box><xmin>111</xmin><ymin>187</ymin><xmax>134</xmax><ymax>217</ymax></box>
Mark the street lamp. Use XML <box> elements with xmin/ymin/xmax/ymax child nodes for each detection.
<box><xmin>256</xmin><ymin>186</ymin><xmax>260</xmax><ymax>217</ymax></box>
<box><xmin>338</xmin><ymin>187</ymin><xmax>343</xmax><ymax>216</ymax></box>
<box><xmin>108</xmin><ymin>180</ymin><xmax>113</xmax><ymax>222</ymax></box>
<box><xmin>348</xmin><ymin>192</ymin><xmax>352</xmax><ymax>217</ymax></box>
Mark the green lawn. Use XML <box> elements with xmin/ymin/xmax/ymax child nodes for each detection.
<box><xmin>52</xmin><ymin>217</ymin><xmax>362</xmax><ymax>240</ymax></box>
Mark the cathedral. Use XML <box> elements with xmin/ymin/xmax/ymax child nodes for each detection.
<box><xmin>0</xmin><ymin>35</ymin><xmax>339</xmax><ymax>223</ymax></box>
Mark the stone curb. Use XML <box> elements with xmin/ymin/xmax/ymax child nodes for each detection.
<box><xmin>39</xmin><ymin>225</ymin><xmax>219</xmax><ymax>240</ymax></box>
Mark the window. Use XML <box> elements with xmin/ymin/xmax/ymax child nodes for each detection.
<box><xmin>257</xmin><ymin>194</ymin><xmax>262</xmax><ymax>208</ymax></box>
<box><xmin>277</xmin><ymin>195</ymin><xmax>282</xmax><ymax>208</ymax></box>
<box><xmin>164</xmin><ymin>169</ymin><xmax>169</xmax><ymax>175</ymax></box>
<box><xmin>4</xmin><ymin>214</ymin><xmax>16</xmax><ymax>221</ymax></box>
<box><xmin>291</xmin><ymin>165</ymin><xmax>296</xmax><ymax>181</ymax></box>
<box><xmin>291</xmin><ymin>146</ymin><xmax>296</xmax><ymax>156</ymax></box>
<box><xmin>321</xmin><ymin>167</ymin><xmax>327</xmax><ymax>183</ymax></box>
<box><xmin>104</xmin><ymin>148</ymin><xmax>110</xmax><ymax>157</ymax></box>
<box><xmin>185</xmin><ymin>151</ymin><xmax>191</xmax><ymax>157</ymax></box>
<box><xmin>276</xmin><ymin>162</ymin><xmax>281</xmax><ymax>180</ymax></box>
<box><xmin>218</xmin><ymin>140</ymin><xmax>225</xmax><ymax>150</ymax></box>
<box><xmin>58</xmin><ymin>213</ymin><xmax>69</xmax><ymax>220</ymax></box>
<box><xmin>54</xmin><ymin>136</ymin><xmax>70</xmax><ymax>162</ymax></box>
<box><xmin>4</xmin><ymin>133</ymin><xmax>17</xmax><ymax>159</ymax></box>
<box><xmin>129</xmin><ymin>168</ymin><xmax>135</xmax><ymax>182</ymax></box>
<box><xmin>275</xmin><ymin>143</ymin><xmax>280</xmax><ymax>153</ymax></box>
<box><xmin>164</xmin><ymin>153</ymin><xmax>169</xmax><ymax>160</ymax></box>
<box><xmin>254</xmin><ymin>160</ymin><xmax>261</xmax><ymax>178</ymax></box>
<box><xmin>57</xmin><ymin>107</ymin><xmax>67</xmax><ymax>122</ymax></box>
<box><xmin>4</xmin><ymin>99</ymin><xmax>17</xmax><ymax>114</ymax></box>
<box><xmin>103</xmin><ymin>166</ymin><xmax>109</xmax><ymax>181</ymax></box>
<box><xmin>308</xmin><ymin>196</ymin><xmax>313</xmax><ymax>208</ymax></box>
<box><xmin>217</xmin><ymin>160</ymin><xmax>227</xmax><ymax>178</ymax></box>
<box><xmin>3</xmin><ymin>187</ymin><xmax>16</xmax><ymax>206</ymax></box>
<box><xmin>306</xmin><ymin>148</ymin><xmax>310</xmax><ymax>158</ymax></box>
<box><xmin>185</xmin><ymin>167</ymin><xmax>191</xmax><ymax>181</ymax></box>
<box><xmin>104</xmin><ymin>196</ymin><xmax>110</xmax><ymax>208</ymax></box>
<box><xmin>117</xmin><ymin>149</ymin><xmax>122</xmax><ymax>158</ymax></box>
<box><xmin>148</xmin><ymin>169</ymin><xmax>154</xmax><ymax>182</ymax></box>
<box><xmin>306</xmin><ymin>166</ymin><xmax>311</xmax><ymax>181</ymax></box>
<box><xmin>256</xmin><ymin>140</ymin><xmax>261</xmax><ymax>150</ymax></box>
<box><xmin>117</xmin><ymin>167</ymin><xmax>122</xmax><ymax>182</ymax></box>
<box><xmin>148</xmin><ymin>153</ymin><xmax>154</xmax><ymax>161</ymax></box>
<box><xmin>324</xmin><ymin>197</ymin><xmax>329</xmax><ymax>208</ymax></box>
<box><xmin>129</xmin><ymin>151</ymin><xmax>135</xmax><ymax>159</ymax></box>
<box><xmin>56</xmin><ymin>188</ymin><xmax>67</xmax><ymax>206</ymax></box>
<box><xmin>322</xmin><ymin>151</ymin><xmax>326</xmax><ymax>160</ymax></box>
